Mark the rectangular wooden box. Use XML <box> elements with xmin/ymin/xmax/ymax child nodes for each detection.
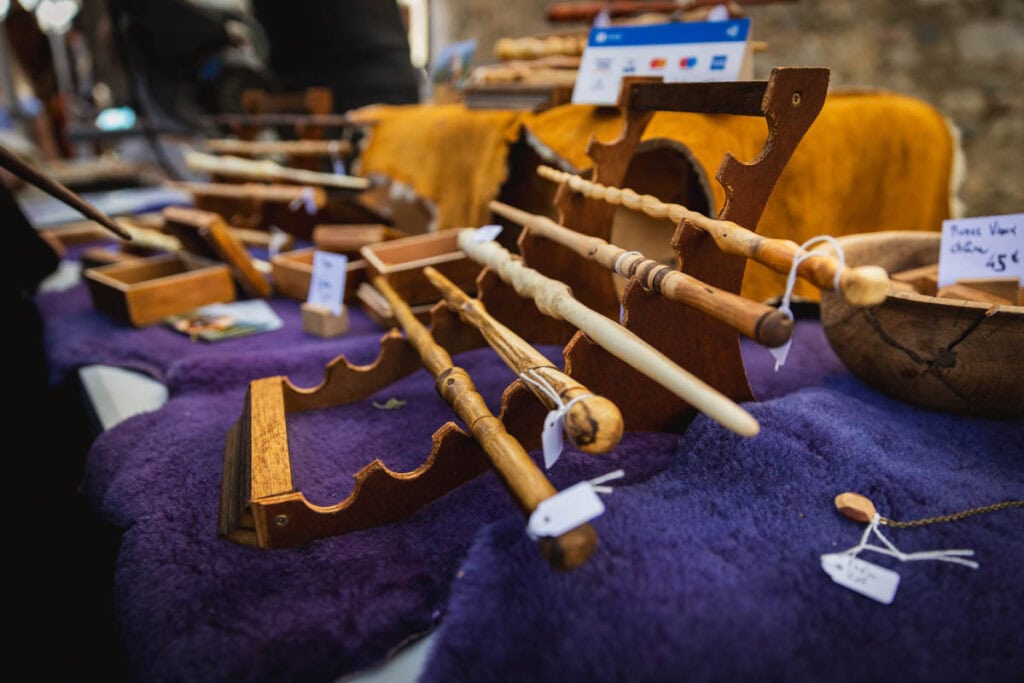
<box><xmin>85</xmin><ymin>253</ymin><xmax>237</xmax><ymax>327</ymax></box>
<box><xmin>270</xmin><ymin>247</ymin><xmax>366</xmax><ymax>302</ymax></box>
<box><xmin>359</xmin><ymin>229</ymin><xmax>480</xmax><ymax>306</ymax></box>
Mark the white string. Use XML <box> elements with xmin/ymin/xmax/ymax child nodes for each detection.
<box><xmin>770</xmin><ymin>235</ymin><xmax>847</xmax><ymax>371</ymax></box>
<box><xmin>520</xmin><ymin>367</ymin><xmax>595</xmax><ymax>468</ymax></box>
<box><xmin>840</xmin><ymin>514</ymin><xmax>979</xmax><ymax>569</ymax></box>
<box><xmin>613</xmin><ymin>250</ymin><xmax>643</xmax><ymax>277</ymax></box>
<box><xmin>519</xmin><ymin>368</ymin><xmax>594</xmax><ymax>425</ymax></box>
<box><xmin>587</xmin><ymin>469</ymin><xmax>625</xmax><ymax>495</ymax></box>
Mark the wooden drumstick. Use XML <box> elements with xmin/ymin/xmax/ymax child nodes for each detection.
<box><xmin>489</xmin><ymin>200</ymin><xmax>793</xmax><ymax>347</ymax></box>
<box><xmin>537</xmin><ymin>165</ymin><xmax>890</xmax><ymax>306</ymax></box>
<box><xmin>457</xmin><ymin>231</ymin><xmax>760</xmax><ymax>438</ymax></box>
<box><xmin>0</xmin><ymin>143</ymin><xmax>132</xmax><ymax>240</ymax></box>
<box><xmin>424</xmin><ymin>266</ymin><xmax>624</xmax><ymax>454</ymax></box>
<box><xmin>373</xmin><ymin>275</ymin><xmax>598</xmax><ymax>570</ymax></box>
<box><xmin>185</xmin><ymin>151</ymin><xmax>370</xmax><ymax>190</ymax></box>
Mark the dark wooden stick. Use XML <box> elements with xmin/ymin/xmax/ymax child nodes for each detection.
<box><xmin>490</xmin><ymin>200</ymin><xmax>793</xmax><ymax>347</ymax></box>
<box><xmin>0</xmin><ymin>143</ymin><xmax>132</xmax><ymax>240</ymax></box>
<box><xmin>374</xmin><ymin>274</ymin><xmax>598</xmax><ymax>570</ymax></box>
<box><xmin>424</xmin><ymin>266</ymin><xmax>624</xmax><ymax>454</ymax></box>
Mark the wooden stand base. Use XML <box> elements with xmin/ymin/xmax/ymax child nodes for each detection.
<box><xmin>302</xmin><ymin>303</ymin><xmax>350</xmax><ymax>337</ymax></box>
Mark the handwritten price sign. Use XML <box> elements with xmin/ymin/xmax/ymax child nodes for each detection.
<box><xmin>307</xmin><ymin>251</ymin><xmax>348</xmax><ymax>316</ymax></box>
<box><xmin>937</xmin><ymin>213</ymin><xmax>1023</xmax><ymax>287</ymax></box>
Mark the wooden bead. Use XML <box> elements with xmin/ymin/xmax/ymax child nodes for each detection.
<box><xmin>834</xmin><ymin>492</ymin><xmax>877</xmax><ymax>523</ymax></box>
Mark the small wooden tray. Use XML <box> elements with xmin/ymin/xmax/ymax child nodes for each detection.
<box><xmin>312</xmin><ymin>224</ymin><xmax>406</xmax><ymax>254</ymax></box>
<box><xmin>270</xmin><ymin>247</ymin><xmax>366</xmax><ymax>302</ymax></box>
<box><xmin>85</xmin><ymin>253</ymin><xmax>237</xmax><ymax>327</ymax></box>
<box><xmin>355</xmin><ymin>281</ymin><xmax>433</xmax><ymax>328</ymax></box>
<box><xmin>359</xmin><ymin>229</ymin><xmax>481</xmax><ymax>306</ymax></box>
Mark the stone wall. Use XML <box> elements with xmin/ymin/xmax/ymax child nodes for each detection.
<box><xmin>430</xmin><ymin>0</ymin><xmax>1022</xmax><ymax>217</ymax></box>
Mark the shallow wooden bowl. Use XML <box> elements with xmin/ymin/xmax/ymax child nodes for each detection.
<box><xmin>819</xmin><ymin>231</ymin><xmax>1023</xmax><ymax>417</ymax></box>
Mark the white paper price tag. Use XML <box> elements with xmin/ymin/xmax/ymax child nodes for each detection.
<box><xmin>821</xmin><ymin>553</ymin><xmax>900</xmax><ymax>605</ymax></box>
<box><xmin>541</xmin><ymin>410</ymin><xmax>565</xmax><ymax>469</ymax></box>
<box><xmin>937</xmin><ymin>213</ymin><xmax>1023</xmax><ymax>287</ymax></box>
<box><xmin>473</xmin><ymin>224</ymin><xmax>503</xmax><ymax>242</ymax></box>
<box><xmin>768</xmin><ymin>337</ymin><xmax>793</xmax><ymax>372</ymax></box>
<box><xmin>528</xmin><ymin>482</ymin><xmax>605</xmax><ymax>538</ymax></box>
<box><xmin>307</xmin><ymin>251</ymin><xmax>348</xmax><ymax>316</ymax></box>
<box><xmin>268</xmin><ymin>226</ymin><xmax>289</xmax><ymax>260</ymax></box>
<box><xmin>289</xmin><ymin>187</ymin><xmax>319</xmax><ymax>215</ymax></box>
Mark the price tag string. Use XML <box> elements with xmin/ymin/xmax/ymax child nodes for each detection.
<box><xmin>519</xmin><ymin>368</ymin><xmax>595</xmax><ymax>469</ymax></box>
<box><xmin>823</xmin><ymin>492</ymin><xmax>1022</xmax><ymax>603</ymax></box>
<box><xmin>770</xmin><ymin>234</ymin><xmax>845</xmax><ymax>371</ymax></box>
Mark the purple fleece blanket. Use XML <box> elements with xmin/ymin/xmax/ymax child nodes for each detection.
<box><xmin>421</xmin><ymin>381</ymin><xmax>1024</xmax><ymax>683</ymax></box>
<box><xmin>47</xmin><ymin>273</ymin><xmax>1022</xmax><ymax>683</ymax></box>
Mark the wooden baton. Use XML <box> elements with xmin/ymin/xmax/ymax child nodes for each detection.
<box><xmin>0</xmin><ymin>143</ymin><xmax>131</xmax><ymax>240</ymax></box>
<box><xmin>537</xmin><ymin>165</ymin><xmax>890</xmax><ymax>306</ymax></box>
<box><xmin>373</xmin><ymin>275</ymin><xmax>598</xmax><ymax>570</ymax></box>
<box><xmin>424</xmin><ymin>265</ymin><xmax>624</xmax><ymax>454</ymax></box>
<box><xmin>185</xmin><ymin>151</ymin><xmax>370</xmax><ymax>191</ymax></box>
<box><xmin>489</xmin><ymin>200</ymin><xmax>793</xmax><ymax>347</ymax></box>
<box><xmin>457</xmin><ymin>230</ymin><xmax>760</xmax><ymax>437</ymax></box>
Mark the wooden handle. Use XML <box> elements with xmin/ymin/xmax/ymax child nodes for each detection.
<box><xmin>489</xmin><ymin>200</ymin><xmax>793</xmax><ymax>347</ymax></box>
<box><xmin>457</xmin><ymin>231</ymin><xmax>760</xmax><ymax>437</ymax></box>
<box><xmin>537</xmin><ymin>165</ymin><xmax>890</xmax><ymax>307</ymax></box>
<box><xmin>185</xmin><ymin>151</ymin><xmax>370</xmax><ymax>190</ymax></box>
<box><xmin>424</xmin><ymin>266</ymin><xmax>624</xmax><ymax>454</ymax></box>
<box><xmin>373</xmin><ymin>275</ymin><xmax>598</xmax><ymax>570</ymax></box>
<box><xmin>0</xmin><ymin>143</ymin><xmax>132</xmax><ymax>240</ymax></box>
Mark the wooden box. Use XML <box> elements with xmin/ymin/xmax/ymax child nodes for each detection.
<box><xmin>359</xmin><ymin>229</ymin><xmax>481</xmax><ymax>306</ymax></box>
<box><xmin>270</xmin><ymin>247</ymin><xmax>366</xmax><ymax>302</ymax></box>
<box><xmin>85</xmin><ymin>253</ymin><xmax>237</xmax><ymax>327</ymax></box>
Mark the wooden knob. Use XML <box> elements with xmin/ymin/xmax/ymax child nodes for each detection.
<box><xmin>538</xmin><ymin>523</ymin><xmax>598</xmax><ymax>570</ymax></box>
<box><xmin>840</xmin><ymin>266</ymin><xmax>890</xmax><ymax>306</ymax></box>
<box><xmin>834</xmin><ymin>492</ymin><xmax>877</xmax><ymax>523</ymax></box>
<box><xmin>564</xmin><ymin>395</ymin><xmax>624</xmax><ymax>454</ymax></box>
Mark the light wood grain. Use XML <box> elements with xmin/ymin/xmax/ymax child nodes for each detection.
<box><xmin>459</xmin><ymin>231</ymin><xmax>760</xmax><ymax>437</ymax></box>
<box><xmin>186</xmin><ymin>151</ymin><xmax>370</xmax><ymax>190</ymax></box>
<box><xmin>374</xmin><ymin>274</ymin><xmax>597</xmax><ymax>570</ymax></box>
<box><xmin>425</xmin><ymin>266</ymin><xmax>624</xmax><ymax>454</ymax></box>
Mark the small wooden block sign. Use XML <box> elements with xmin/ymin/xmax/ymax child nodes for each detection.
<box><xmin>303</xmin><ymin>250</ymin><xmax>349</xmax><ymax>337</ymax></box>
<box><xmin>301</xmin><ymin>302</ymin><xmax>350</xmax><ymax>337</ymax></box>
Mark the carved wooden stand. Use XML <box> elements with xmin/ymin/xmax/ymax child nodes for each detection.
<box><xmin>219</xmin><ymin>67</ymin><xmax>830</xmax><ymax>549</ymax></box>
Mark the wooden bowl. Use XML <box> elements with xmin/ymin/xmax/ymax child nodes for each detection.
<box><xmin>819</xmin><ymin>231</ymin><xmax>1023</xmax><ymax>417</ymax></box>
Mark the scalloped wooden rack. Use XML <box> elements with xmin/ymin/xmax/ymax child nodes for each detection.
<box><xmin>219</xmin><ymin>67</ymin><xmax>830</xmax><ymax>548</ymax></box>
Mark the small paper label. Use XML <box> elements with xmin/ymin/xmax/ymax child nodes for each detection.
<box><xmin>268</xmin><ymin>226</ymin><xmax>289</xmax><ymax>259</ymax></box>
<box><xmin>473</xmin><ymin>224</ymin><xmax>503</xmax><ymax>242</ymax></box>
<box><xmin>541</xmin><ymin>410</ymin><xmax>565</xmax><ymax>469</ymax></box>
<box><xmin>937</xmin><ymin>213</ymin><xmax>1023</xmax><ymax>287</ymax></box>
<box><xmin>289</xmin><ymin>187</ymin><xmax>318</xmax><ymax>215</ymax></box>
<box><xmin>528</xmin><ymin>482</ymin><xmax>605</xmax><ymax>538</ymax></box>
<box><xmin>307</xmin><ymin>251</ymin><xmax>348</xmax><ymax>317</ymax></box>
<box><xmin>821</xmin><ymin>553</ymin><xmax>900</xmax><ymax>605</ymax></box>
<box><xmin>769</xmin><ymin>337</ymin><xmax>793</xmax><ymax>372</ymax></box>
<box><xmin>332</xmin><ymin>160</ymin><xmax>347</xmax><ymax>176</ymax></box>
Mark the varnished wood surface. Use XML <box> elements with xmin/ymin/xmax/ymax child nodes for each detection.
<box><xmin>375</xmin><ymin>274</ymin><xmax>598</xmax><ymax>569</ymax></box>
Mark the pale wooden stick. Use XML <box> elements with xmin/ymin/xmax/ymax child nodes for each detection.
<box><xmin>424</xmin><ymin>266</ymin><xmax>624</xmax><ymax>454</ymax></box>
<box><xmin>204</xmin><ymin>138</ymin><xmax>353</xmax><ymax>159</ymax></box>
<box><xmin>490</xmin><ymin>200</ymin><xmax>793</xmax><ymax>347</ymax></box>
<box><xmin>185</xmin><ymin>151</ymin><xmax>370</xmax><ymax>190</ymax></box>
<box><xmin>457</xmin><ymin>231</ymin><xmax>760</xmax><ymax>437</ymax></box>
<box><xmin>373</xmin><ymin>275</ymin><xmax>598</xmax><ymax>570</ymax></box>
<box><xmin>537</xmin><ymin>165</ymin><xmax>890</xmax><ymax>306</ymax></box>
